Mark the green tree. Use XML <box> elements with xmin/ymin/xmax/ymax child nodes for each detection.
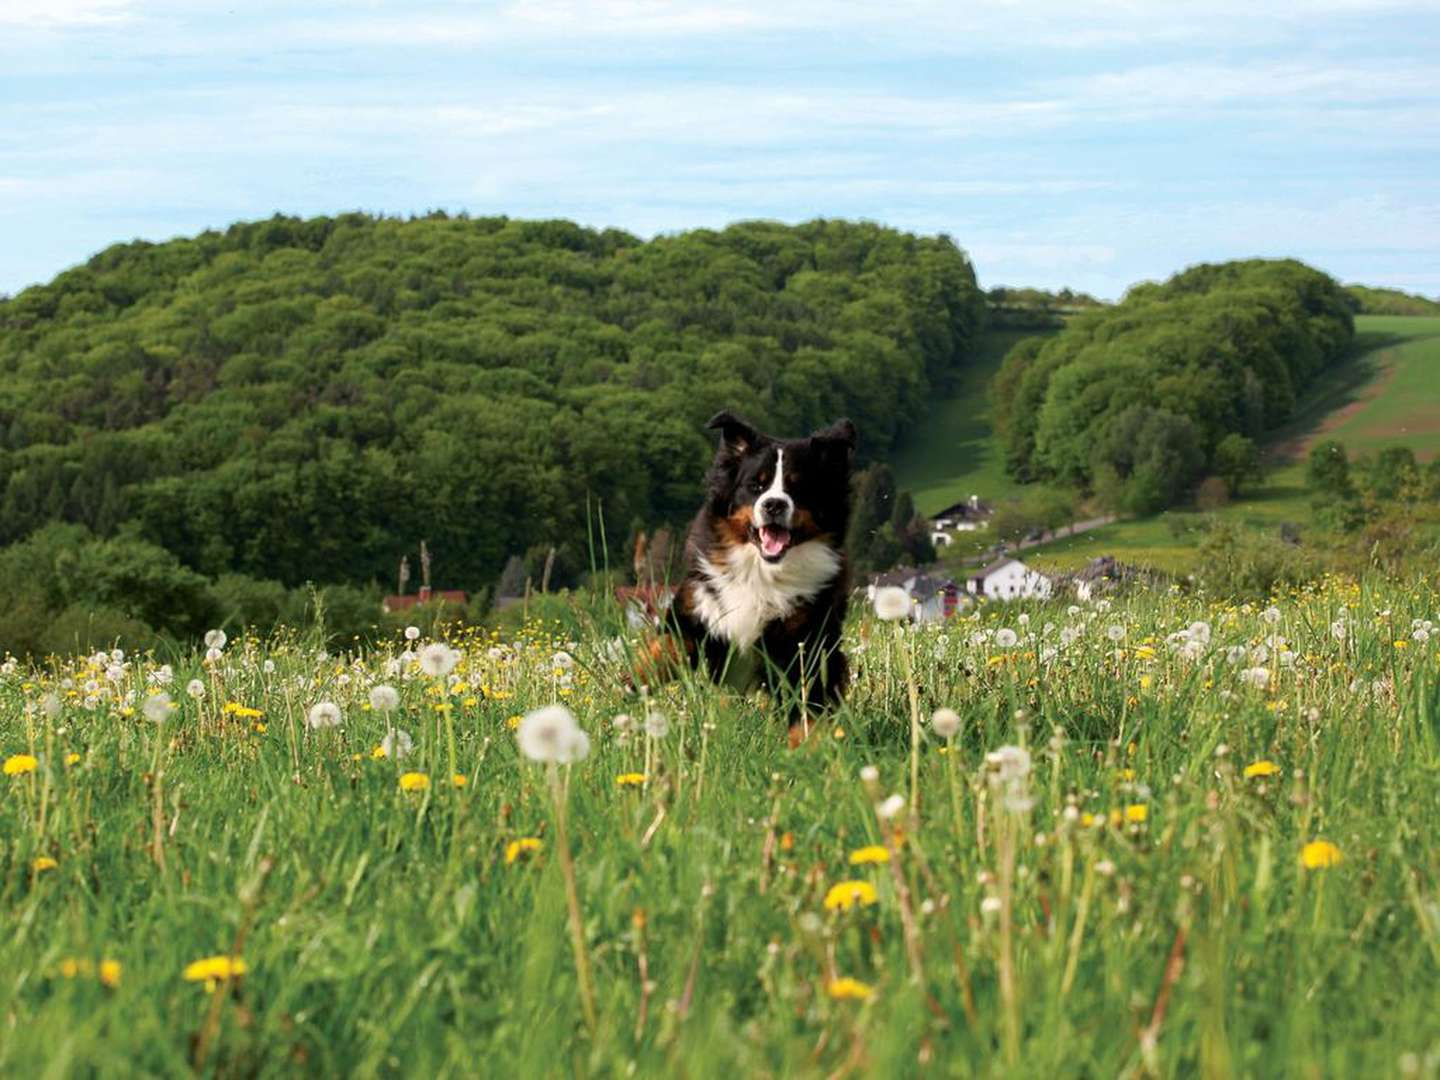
<box><xmin>1212</xmin><ymin>433</ymin><xmax>1262</xmax><ymax>496</ymax></box>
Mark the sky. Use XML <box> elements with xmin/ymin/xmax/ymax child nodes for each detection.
<box><xmin>1</xmin><ymin>0</ymin><xmax>1437</xmax><ymax>300</ymax></box>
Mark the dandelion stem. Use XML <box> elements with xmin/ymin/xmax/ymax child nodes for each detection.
<box><xmin>548</xmin><ymin>764</ymin><xmax>598</xmax><ymax>1034</ymax></box>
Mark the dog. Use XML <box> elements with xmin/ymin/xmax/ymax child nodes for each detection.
<box><xmin>664</xmin><ymin>410</ymin><xmax>855</xmax><ymax>745</ymax></box>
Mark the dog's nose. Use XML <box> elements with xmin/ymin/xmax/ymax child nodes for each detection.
<box><xmin>760</xmin><ymin>497</ymin><xmax>789</xmax><ymax>521</ymax></box>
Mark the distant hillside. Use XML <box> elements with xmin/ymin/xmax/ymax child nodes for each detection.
<box><xmin>1345</xmin><ymin>284</ymin><xmax>1440</xmax><ymax>317</ymax></box>
<box><xmin>985</xmin><ymin>285</ymin><xmax>1106</xmax><ymax>330</ymax></box>
<box><xmin>0</xmin><ymin>214</ymin><xmax>985</xmax><ymax>631</ymax></box>
<box><xmin>992</xmin><ymin>259</ymin><xmax>1354</xmax><ymax>514</ymax></box>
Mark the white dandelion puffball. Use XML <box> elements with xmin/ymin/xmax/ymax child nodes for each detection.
<box><xmin>644</xmin><ymin>710</ymin><xmax>671</xmax><ymax>738</ymax></box>
<box><xmin>1330</xmin><ymin>620</ymin><xmax>1347</xmax><ymax>641</ymax></box>
<box><xmin>404</xmin><ymin>625</ymin><xmax>421</xmax><ymax>641</ymax></box>
<box><xmin>517</xmin><ymin>704</ymin><xmax>581</xmax><ymax>764</ymax></box>
<box><xmin>262</xmin><ymin>659</ymin><xmax>276</xmax><ymax>675</ymax></box>
<box><xmin>381</xmin><ymin>727</ymin><xmax>414</xmax><ymax>759</ymax></box>
<box><xmin>860</xmin><ymin>764</ymin><xmax>879</xmax><ymax>784</ymax></box>
<box><xmin>150</xmin><ymin>664</ymin><xmax>173</xmax><ymax>685</ymax></box>
<box><xmin>143</xmin><ymin>693</ymin><xmax>171</xmax><ymax>724</ymax></box>
<box><xmin>552</xmin><ymin>650</ymin><xmax>575</xmax><ymax>670</ymax></box>
<box><xmin>876</xmin><ymin>794</ymin><xmax>907</xmax><ymax>821</ymax></box>
<box><xmin>1239</xmin><ymin>667</ymin><xmax>1271</xmax><ymax>689</ymax></box>
<box><xmin>204</xmin><ymin>629</ymin><xmax>227</xmax><ymax>650</ymax></box>
<box><xmin>369</xmin><ymin>684</ymin><xmax>400</xmax><ymax>712</ymax></box>
<box><xmin>1187</xmin><ymin>621</ymin><xmax>1212</xmax><ymax>645</ymax></box>
<box><xmin>930</xmin><ymin>708</ymin><xmax>961</xmax><ymax>738</ymax></box>
<box><xmin>418</xmin><ymin>642</ymin><xmax>460</xmax><ymax>678</ymax></box>
<box><xmin>612</xmin><ymin>713</ymin><xmax>633</xmax><ymax>733</ymax></box>
<box><xmin>110</xmin><ymin>648</ymin><xmax>125</xmax><ymax>663</ymax></box>
<box><xmin>872</xmin><ymin>586</ymin><xmax>911</xmax><ymax>621</ymax></box>
<box><xmin>558</xmin><ymin>727</ymin><xmax>592</xmax><ymax>764</ymax></box>
<box><xmin>1106</xmin><ymin>624</ymin><xmax>1126</xmax><ymax>642</ymax></box>
<box><xmin>994</xmin><ymin>628</ymin><xmax>1019</xmax><ymax>648</ymax></box>
<box><xmin>186</xmin><ymin>678</ymin><xmax>206</xmax><ymax>700</ymax></box>
<box><xmin>41</xmin><ymin>692</ymin><xmax>63</xmax><ymax>719</ymax></box>
<box><xmin>205</xmin><ymin>647</ymin><xmax>223</xmax><ymax>664</ymax></box>
<box><xmin>307</xmin><ymin>701</ymin><xmax>343</xmax><ymax>730</ymax></box>
<box><xmin>1262</xmin><ymin>606</ymin><xmax>1281</xmax><ymax>624</ymax></box>
<box><xmin>985</xmin><ymin>745</ymin><xmax>1032</xmax><ymax>783</ymax></box>
<box><xmin>1017</xmin><ymin>613</ymin><xmax>1030</xmax><ymax>627</ymax></box>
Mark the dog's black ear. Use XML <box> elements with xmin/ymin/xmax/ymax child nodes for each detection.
<box><xmin>707</xmin><ymin>410</ymin><xmax>760</xmax><ymax>453</ymax></box>
<box><xmin>811</xmin><ymin>418</ymin><xmax>856</xmax><ymax>451</ymax></box>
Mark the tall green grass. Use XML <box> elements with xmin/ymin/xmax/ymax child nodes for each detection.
<box><xmin>3</xmin><ymin>576</ymin><xmax>1439</xmax><ymax>1075</ymax></box>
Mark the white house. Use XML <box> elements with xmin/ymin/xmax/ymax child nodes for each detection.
<box><xmin>966</xmin><ymin>557</ymin><xmax>1052</xmax><ymax>601</ymax></box>
<box><xmin>932</xmin><ymin>494</ymin><xmax>993</xmax><ymax>534</ymax></box>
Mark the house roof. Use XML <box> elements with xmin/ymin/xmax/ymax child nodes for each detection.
<box><xmin>972</xmin><ymin>557</ymin><xmax>1029</xmax><ymax>580</ymax></box>
<box><xmin>932</xmin><ymin>499</ymin><xmax>993</xmax><ymax>521</ymax></box>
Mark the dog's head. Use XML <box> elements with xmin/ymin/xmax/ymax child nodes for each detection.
<box><xmin>704</xmin><ymin>411</ymin><xmax>856</xmax><ymax>563</ymax></box>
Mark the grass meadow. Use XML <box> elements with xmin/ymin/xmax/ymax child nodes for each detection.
<box><xmin>4</xmin><ymin>576</ymin><xmax>1440</xmax><ymax>1076</ymax></box>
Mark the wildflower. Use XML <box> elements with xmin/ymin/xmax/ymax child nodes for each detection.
<box><xmin>1330</xmin><ymin>619</ymin><xmax>1347</xmax><ymax>641</ymax></box>
<box><xmin>182</xmin><ymin>954</ymin><xmax>247</xmax><ymax>987</ymax></box>
<box><xmin>398</xmin><ymin>772</ymin><xmax>430</xmax><ymax>791</ymax></box>
<box><xmin>612</xmin><ymin>713</ymin><xmax>633</xmax><ymax>733</ymax></box>
<box><xmin>380</xmin><ymin>727</ymin><xmax>414</xmax><ymax>760</ymax></box>
<box><xmin>452</xmin><ymin>774</ymin><xmax>468</xmax><ymax>787</ymax></box>
<box><xmin>517</xmin><ymin>705</ymin><xmax>590</xmax><ymax>764</ymax></box>
<box><xmin>1106</xmin><ymin>624</ymin><xmax>1126</xmax><ymax>642</ymax></box>
<box><xmin>150</xmin><ymin>664</ymin><xmax>174</xmax><ymax>685</ymax></box>
<box><xmin>262</xmin><ymin>659</ymin><xmax>276</xmax><ymax>675</ymax></box>
<box><xmin>984</xmin><ymin>745</ymin><xmax>1032</xmax><ymax>783</ymax></box>
<box><xmin>32</xmin><ymin>856</ymin><xmax>58</xmax><ymax>872</ymax></box>
<box><xmin>1187</xmin><ymin>620</ymin><xmax>1212</xmax><ymax>645</ymax></box>
<box><xmin>859</xmin><ymin>764</ymin><xmax>879</xmax><ymax>784</ymax></box>
<box><xmin>404</xmin><ymin>625</ymin><xmax>421</xmax><ymax>641</ymax></box>
<box><xmin>418</xmin><ymin>643</ymin><xmax>460</xmax><ymax>678</ymax></box>
<box><xmin>875</xmin><ymin>794</ymin><xmax>906</xmax><ymax>821</ymax></box>
<box><xmin>185</xmin><ymin>679</ymin><xmax>206</xmax><ymax>700</ymax></box>
<box><xmin>1243</xmin><ymin>759</ymin><xmax>1281</xmax><ymax>779</ymax></box>
<box><xmin>872</xmin><ymin>586</ymin><xmax>911</xmax><ymax>621</ymax></box>
<box><xmin>1124</xmin><ymin>804</ymin><xmax>1148</xmax><ymax>823</ymax></box>
<box><xmin>4</xmin><ymin>754</ymin><xmax>38</xmax><ymax>776</ymax></box>
<box><xmin>553</xmin><ymin>650</ymin><xmax>575</xmax><ymax>670</ymax></box>
<box><xmin>1262</xmin><ymin>606</ymin><xmax>1281</xmax><ymax>624</ymax></box>
<box><xmin>824</xmin><ymin>880</ymin><xmax>879</xmax><ymax>911</ymax></box>
<box><xmin>369</xmin><ymin>685</ymin><xmax>400</xmax><ymax>712</ymax></box>
<box><xmin>1239</xmin><ymin>667</ymin><xmax>1271</xmax><ymax>689</ymax></box>
<box><xmin>99</xmin><ymin>960</ymin><xmax>121</xmax><ymax>988</ymax></box>
<box><xmin>848</xmin><ymin>845</ymin><xmax>889</xmax><ymax>865</ymax></box>
<box><xmin>204</xmin><ymin>629</ymin><xmax>227</xmax><ymax>650</ymax></box>
<box><xmin>306</xmin><ymin>702</ymin><xmax>343</xmax><ymax>730</ymax></box>
<box><xmin>64</xmin><ymin>752</ymin><xmax>80</xmax><ymax>765</ymax></box>
<box><xmin>505</xmin><ymin>837</ymin><xmax>542</xmax><ymax>864</ymax></box>
<box><xmin>615</xmin><ymin>773</ymin><xmax>647</xmax><ymax>787</ymax></box>
<box><xmin>994</xmin><ymin>628</ymin><xmax>1018</xmax><ymax>647</ymax></box>
<box><xmin>980</xmin><ymin>895</ymin><xmax>1003</xmax><ymax>916</ymax></box>
<box><xmin>223</xmin><ymin>702</ymin><xmax>263</xmax><ymax>719</ymax></box>
<box><xmin>643</xmin><ymin>710</ymin><xmax>670</xmax><ymax>738</ymax></box>
<box><xmin>827</xmin><ymin>977</ymin><xmax>875</xmax><ymax>1001</ymax></box>
<box><xmin>1301</xmin><ymin>840</ymin><xmax>1343</xmax><ymax>869</ymax></box>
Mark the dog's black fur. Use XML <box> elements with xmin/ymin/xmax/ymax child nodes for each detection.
<box><xmin>668</xmin><ymin>411</ymin><xmax>855</xmax><ymax>741</ymax></box>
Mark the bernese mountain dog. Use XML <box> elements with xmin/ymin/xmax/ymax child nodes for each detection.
<box><xmin>667</xmin><ymin>410</ymin><xmax>856</xmax><ymax>745</ymax></box>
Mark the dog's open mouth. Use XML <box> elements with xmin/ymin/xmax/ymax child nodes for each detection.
<box><xmin>754</xmin><ymin>524</ymin><xmax>792</xmax><ymax>561</ymax></box>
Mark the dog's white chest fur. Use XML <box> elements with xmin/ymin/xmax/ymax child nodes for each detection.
<box><xmin>692</xmin><ymin>540</ymin><xmax>842</xmax><ymax>651</ymax></box>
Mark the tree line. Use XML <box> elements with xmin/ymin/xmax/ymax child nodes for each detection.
<box><xmin>992</xmin><ymin>259</ymin><xmax>1354</xmax><ymax>514</ymax></box>
<box><xmin>0</xmin><ymin>213</ymin><xmax>985</xmax><ymax>649</ymax></box>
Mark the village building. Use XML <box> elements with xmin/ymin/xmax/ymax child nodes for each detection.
<box><xmin>965</xmin><ymin>557</ymin><xmax>1052</xmax><ymax>601</ymax></box>
<box><xmin>929</xmin><ymin>494</ymin><xmax>993</xmax><ymax>547</ymax></box>
<box><xmin>866</xmin><ymin>567</ymin><xmax>967</xmax><ymax>623</ymax></box>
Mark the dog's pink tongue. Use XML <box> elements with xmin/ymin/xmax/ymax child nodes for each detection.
<box><xmin>759</xmin><ymin>526</ymin><xmax>790</xmax><ymax>557</ymax></box>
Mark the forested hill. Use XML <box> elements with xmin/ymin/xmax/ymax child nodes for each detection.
<box><xmin>992</xmin><ymin>258</ymin><xmax>1354</xmax><ymax>513</ymax></box>
<box><xmin>0</xmin><ymin>214</ymin><xmax>984</xmax><ymax>603</ymax></box>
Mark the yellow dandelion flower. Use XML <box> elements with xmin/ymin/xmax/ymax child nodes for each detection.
<box><xmin>505</xmin><ymin>837</ymin><xmax>543</xmax><ymax>864</ymax></box>
<box><xmin>823</xmin><ymin>880</ymin><xmax>879</xmax><ymax>911</ymax></box>
<box><xmin>462</xmin><ymin>697</ymin><xmax>479</xmax><ymax>707</ymax></box>
<box><xmin>371</xmin><ymin>745</ymin><xmax>387</xmax><ymax>759</ymax></box>
<box><xmin>59</xmin><ymin>958</ymin><xmax>84</xmax><ymax>979</ymax></box>
<box><xmin>615</xmin><ymin>772</ymin><xmax>647</xmax><ymax>787</ymax></box>
<box><xmin>451</xmin><ymin>774</ymin><xmax>468</xmax><ymax>788</ymax></box>
<box><xmin>182</xmin><ymin>955</ymin><xmax>247</xmax><ymax>983</ymax></box>
<box><xmin>1301</xmin><ymin>840</ymin><xmax>1342</xmax><ymax>869</ymax></box>
<box><xmin>827</xmin><ymin>977</ymin><xmax>875</xmax><ymax>1001</ymax></box>
<box><xmin>64</xmin><ymin>752</ymin><xmax>80</xmax><ymax>766</ymax></box>
<box><xmin>4</xmin><ymin>754</ymin><xmax>39</xmax><ymax>776</ymax></box>
<box><xmin>32</xmin><ymin>856</ymin><xmax>58</xmax><ymax>872</ymax></box>
<box><xmin>99</xmin><ymin>960</ymin><xmax>121</xmax><ymax>988</ymax></box>
<box><xmin>1124</xmin><ymin>804</ymin><xmax>1148</xmax><ymax>823</ymax></box>
<box><xmin>1117</xmin><ymin>768</ymin><xmax>1136</xmax><ymax>781</ymax></box>
<box><xmin>252</xmin><ymin>722</ymin><xmax>267</xmax><ymax>734</ymax></box>
<box><xmin>1394</xmin><ymin>640</ymin><xmax>1408</xmax><ymax>649</ymax></box>
<box><xmin>1243</xmin><ymin>759</ymin><xmax>1281</xmax><ymax>779</ymax></box>
<box><xmin>847</xmin><ymin>845</ymin><xmax>890</xmax><ymax>865</ymax></box>
<box><xmin>506</xmin><ymin>714</ymin><xmax>523</xmax><ymax>730</ymax></box>
<box><xmin>398</xmin><ymin>772</ymin><xmax>430</xmax><ymax>792</ymax></box>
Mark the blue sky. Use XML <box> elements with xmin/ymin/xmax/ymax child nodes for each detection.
<box><xmin>2</xmin><ymin>0</ymin><xmax>1437</xmax><ymax>300</ymax></box>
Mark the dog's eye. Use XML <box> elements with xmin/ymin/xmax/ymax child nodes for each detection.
<box><xmin>749</xmin><ymin>478</ymin><xmax>767</xmax><ymax>493</ymax></box>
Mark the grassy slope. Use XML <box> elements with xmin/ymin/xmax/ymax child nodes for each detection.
<box><xmin>2</xmin><ymin>584</ymin><xmax>1438</xmax><ymax>1074</ymax></box>
<box><xmin>894</xmin><ymin>316</ymin><xmax>1440</xmax><ymax>575</ymax></box>
<box><xmin>888</xmin><ymin>328</ymin><xmax>1057</xmax><ymax>516</ymax></box>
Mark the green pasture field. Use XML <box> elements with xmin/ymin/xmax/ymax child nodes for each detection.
<box><xmin>888</xmin><ymin>329</ymin><xmax>1058</xmax><ymax>516</ymax></box>
<box><xmin>4</xmin><ymin>579</ymin><xmax>1440</xmax><ymax>1075</ymax></box>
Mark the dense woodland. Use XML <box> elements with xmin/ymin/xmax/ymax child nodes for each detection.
<box><xmin>1343</xmin><ymin>284</ymin><xmax>1440</xmax><ymax>317</ymax></box>
<box><xmin>992</xmin><ymin>259</ymin><xmax>1355</xmax><ymax>512</ymax></box>
<box><xmin>0</xmin><ymin>214</ymin><xmax>985</xmax><ymax>649</ymax></box>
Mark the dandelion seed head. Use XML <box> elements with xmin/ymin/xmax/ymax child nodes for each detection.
<box><xmin>930</xmin><ymin>708</ymin><xmax>961</xmax><ymax>738</ymax></box>
<box><xmin>186</xmin><ymin>679</ymin><xmax>206</xmax><ymax>700</ymax></box>
<box><xmin>306</xmin><ymin>701</ymin><xmax>342</xmax><ymax>730</ymax></box>
<box><xmin>380</xmin><ymin>728</ymin><xmax>414</xmax><ymax>759</ymax></box>
<box><xmin>643</xmin><ymin>710</ymin><xmax>671</xmax><ymax>739</ymax></box>
<box><xmin>516</xmin><ymin>704</ymin><xmax>581</xmax><ymax>764</ymax></box>
<box><xmin>872</xmin><ymin>586</ymin><xmax>911</xmax><ymax>622</ymax></box>
<box><xmin>418</xmin><ymin>642</ymin><xmax>461</xmax><ymax>678</ymax></box>
<box><xmin>994</xmin><ymin>628</ymin><xmax>1018</xmax><ymax>647</ymax></box>
<box><xmin>404</xmin><ymin>625</ymin><xmax>421</xmax><ymax>641</ymax></box>
<box><xmin>369</xmin><ymin>684</ymin><xmax>400</xmax><ymax>712</ymax></box>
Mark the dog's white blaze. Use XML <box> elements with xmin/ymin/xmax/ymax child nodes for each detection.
<box><xmin>693</xmin><ymin>539</ymin><xmax>841</xmax><ymax>652</ymax></box>
<box><xmin>757</xmin><ymin>447</ymin><xmax>792</xmax><ymax>525</ymax></box>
